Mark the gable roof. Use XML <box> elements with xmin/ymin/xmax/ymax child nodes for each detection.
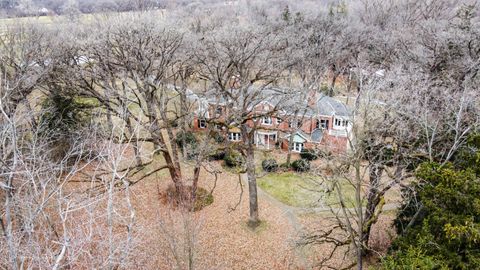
<box><xmin>285</xmin><ymin>130</ymin><xmax>310</xmax><ymax>142</ymax></box>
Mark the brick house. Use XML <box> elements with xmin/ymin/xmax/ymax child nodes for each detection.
<box><xmin>188</xmin><ymin>88</ymin><xmax>352</xmax><ymax>153</ymax></box>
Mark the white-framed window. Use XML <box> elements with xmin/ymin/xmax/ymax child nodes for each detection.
<box><xmin>262</xmin><ymin>116</ymin><xmax>272</xmax><ymax>125</ymax></box>
<box><xmin>316</xmin><ymin>119</ymin><xmax>329</xmax><ymax>129</ymax></box>
<box><xmin>198</xmin><ymin>119</ymin><xmax>207</xmax><ymax>129</ymax></box>
<box><xmin>334</xmin><ymin>118</ymin><xmax>349</xmax><ymax>128</ymax></box>
<box><xmin>276</xmin><ymin>117</ymin><xmax>283</xmax><ymax>124</ymax></box>
<box><xmin>293</xmin><ymin>142</ymin><xmax>304</xmax><ymax>152</ymax></box>
<box><xmin>289</xmin><ymin>119</ymin><xmax>302</xmax><ymax>129</ymax></box>
<box><xmin>228</xmin><ymin>132</ymin><xmax>241</xmax><ymax>141</ymax></box>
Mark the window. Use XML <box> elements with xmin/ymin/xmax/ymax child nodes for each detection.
<box><xmin>289</xmin><ymin>119</ymin><xmax>302</xmax><ymax>129</ymax></box>
<box><xmin>293</xmin><ymin>142</ymin><xmax>304</xmax><ymax>152</ymax></box>
<box><xmin>334</xmin><ymin>118</ymin><xmax>348</xmax><ymax>127</ymax></box>
<box><xmin>262</xmin><ymin>116</ymin><xmax>272</xmax><ymax>125</ymax></box>
<box><xmin>334</xmin><ymin>118</ymin><xmax>341</xmax><ymax>126</ymax></box>
<box><xmin>316</xmin><ymin>119</ymin><xmax>329</xmax><ymax>129</ymax></box>
<box><xmin>198</xmin><ymin>119</ymin><xmax>207</xmax><ymax>129</ymax></box>
<box><xmin>276</xmin><ymin>117</ymin><xmax>283</xmax><ymax>124</ymax></box>
<box><xmin>215</xmin><ymin>107</ymin><xmax>223</xmax><ymax>115</ymax></box>
<box><xmin>228</xmin><ymin>132</ymin><xmax>241</xmax><ymax>141</ymax></box>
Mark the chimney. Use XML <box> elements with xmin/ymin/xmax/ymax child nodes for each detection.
<box><xmin>229</xmin><ymin>74</ymin><xmax>241</xmax><ymax>89</ymax></box>
<box><xmin>307</xmin><ymin>89</ymin><xmax>318</xmax><ymax>107</ymax></box>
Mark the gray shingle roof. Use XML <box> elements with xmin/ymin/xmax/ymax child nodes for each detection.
<box><xmin>190</xmin><ymin>86</ymin><xmax>351</xmax><ymax>118</ymax></box>
<box><xmin>314</xmin><ymin>94</ymin><xmax>351</xmax><ymax>117</ymax></box>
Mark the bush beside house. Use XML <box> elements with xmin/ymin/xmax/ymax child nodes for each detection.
<box><xmin>292</xmin><ymin>159</ymin><xmax>310</xmax><ymax>172</ymax></box>
<box><xmin>224</xmin><ymin>149</ymin><xmax>245</xmax><ymax>167</ymax></box>
<box><xmin>300</xmin><ymin>148</ymin><xmax>318</xmax><ymax>161</ymax></box>
<box><xmin>262</xmin><ymin>159</ymin><xmax>279</xmax><ymax>172</ymax></box>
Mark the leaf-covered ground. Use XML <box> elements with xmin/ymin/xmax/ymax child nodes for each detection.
<box><xmin>130</xmin><ymin>167</ymin><xmax>303</xmax><ymax>269</ymax></box>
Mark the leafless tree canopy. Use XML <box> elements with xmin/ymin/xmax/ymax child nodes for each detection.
<box><xmin>1</xmin><ymin>0</ymin><xmax>479</xmax><ymax>269</ymax></box>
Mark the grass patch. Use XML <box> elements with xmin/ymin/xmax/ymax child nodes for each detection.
<box><xmin>258</xmin><ymin>172</ymin><xmax>320</xmax><ymax>208</ymax></box>
<box><xmin>257</xmin><ymin>172</ymin><xmax>359</xmax><ymax>208</ymax></box>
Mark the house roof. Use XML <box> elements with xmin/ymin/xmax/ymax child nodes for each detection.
<box><xmin>284</xmin><ymin>130</ymin><xmax>310</xmax><ymax>142</ymax></box>
<box><xmin>314</xmin><ymin>94</ymin><xmax>351</xmax><ymax>117</ymax></box>
<box><xmin>311</xmin><ymin>129</ymin><xmax>324</xmax><ymax>142</ymax></box>
<box><xmin>189</xmin><ymin>86</ymin><xmax>351</xmax><ymax>119</ymax></box>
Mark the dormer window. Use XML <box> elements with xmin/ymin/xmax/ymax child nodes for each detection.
<box><xmin>316</xmin><ymin>119</ymin><xmax>329</xmax><ymax>130</ymax></box>
<box><xmin>334</xmin><ymin>118</ymin><xmax>348</xmax><ymax>128</ymax></box>
<box><xmin>262</xmin><ymin>116</ymin><xmax>272</xmax><ymax>125</ymax></box>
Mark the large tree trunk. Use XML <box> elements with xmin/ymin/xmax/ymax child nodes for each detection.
<box><xmin>286</xmin><ymin>133</ymin><xmax>294</xmax><ymax>166</ymax></box>
<box><xmin>361</xmin><ymin>163</ymin><xmax>384</xmax><ymax>251</ymax></box>
<box><xmin>145</xmin><ymin>94</ymin><xmax>184</xmax><ymax>193</ymax></box>
<box><xmin>241</xmin><ymin>125</ymin><xmax>260</xmax><ymax>228</ymax></box>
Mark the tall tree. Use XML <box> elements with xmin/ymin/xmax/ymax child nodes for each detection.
<box><xmin>193</xmin><ymin>24</ymin><xmax>292</xmax><ymax>227</ymax></box>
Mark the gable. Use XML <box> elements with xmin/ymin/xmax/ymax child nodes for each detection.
<box><xmin>292</xmin><ymin>134</ymin><xmax>307</xmax><ymax>143</ymax></box>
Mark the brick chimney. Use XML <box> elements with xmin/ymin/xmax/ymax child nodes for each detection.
<box><xmin>307</xmin><ymin>89</ymin><xmax>318</xmax><ymax>107</ymax></box>
<box><xmin>229</xmin><ymin>75</ymin><xmax>241</xmax><ymax>89</ymax></box>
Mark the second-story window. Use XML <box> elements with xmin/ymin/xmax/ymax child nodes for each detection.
<box><xmin>289</xmin><ymin>119</ymin><xmax>302</xmax><ymax>129</ymax></box>
<box><xmin>334</xmin><ymin>118</ymin><xmax>349</xmax><ymax>127</ymax></box>
<box><xmin>276</xmin><ymin>117</ymin><xmax>283</xmax><ymax>124</ymax></box>
<box><xmin>262</xmin><ymin>116</ymin><xmax>272</xmax><ymax>125</ymax></box>
<box><xmin>198</xmin><ymin>119</ymin><xmax>207</xmax><ymax>129</ymax></box>
<box><xmin>216</xmin><ymin>107</ymin><xmax>223</xmax><ymax>115</ymax></box>
<box><xmin>316</xmin><ymin>119</ymin><xmax>329</xmax><ymax>130</ymax></box>
<box><xmin>228</xmin><ymin>132</ymin><xmax>241</xmax><ymax>141</ymax></box>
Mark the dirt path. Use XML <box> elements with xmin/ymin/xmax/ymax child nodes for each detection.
<box><xmin>241</xmin><ymin>173</ymin><xmax>310</xmax><ymax>268</ymax></box>
<box><xmin>242</xmin><ymin>173</ymin><xmax>400</xmax><ymax>269</ymax></box>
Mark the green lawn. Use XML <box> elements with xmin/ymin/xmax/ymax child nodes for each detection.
<box><xmin>257</xmin><ymin>172</ymin><xmax>321</xmax><ymax>208</ymax></box>
<box><xmin>257</xmin><ymin>172</ymin><xmax>358</xmax><ymax>208</ymax></box>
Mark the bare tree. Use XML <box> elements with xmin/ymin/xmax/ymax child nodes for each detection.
<box><xmin>53</xmin><ymin>15</ymin><xmax>216</xmax><ymax>207</ymax></box>
<box><xmin>300</xmin><ymin>3</ymin><xmax>479</xmax><ymax>268</ymax></box>
<box><xmin>193</xmin><ymin>24</ymin><xmax>292</xmax><ymax>227</ymax></box>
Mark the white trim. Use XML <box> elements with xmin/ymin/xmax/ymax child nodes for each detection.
<box><xmin>289</xmin><ymin>119</ymin><xmax>302</xmax><ymax>129</ymax></box>
<box><xmin>333</xmin><ymin>117</ymin><xmax>349</xmax><ymax>129</ymax></box>
<box><xmin>255</xmin><ymin>131</ymin><xmax>278</xmax><ymax>149</ymax></box>
<box><xmin>262</xmin><ymin>116</ymin><xmax>273</xmax><ymax>125</ymax></box>
<box><xmin>198</xmin><ymin>119</ymin><xmax>207</xmax><ymax>129</ymax></box>
<box><xmin>316</xmin><ymin>119</ymin><xmax>329</xmax><ymax>129</ymax></box>
<box><xmin>228</xmin><ymin>132</ymin><xmax>241</xmax><ymax>141</ymax></box>
<box><xmin>285</xmin><ymin>132</ymin><xmax>309</xmax><ymax>141</ymax></box>
<box><xmin>329</xmin><ymin>129</ymin><xmax>347</xmax><ymax>137</ymax></box>
<box><xmin>257</xmin><ymin>131</ymin><xmax>278</xmax><ymax>136</ymax></box>
<box><xmin>293</xmin><ymin>142</ymin><xmax>304</xmax><ymax>153</ymax></box>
